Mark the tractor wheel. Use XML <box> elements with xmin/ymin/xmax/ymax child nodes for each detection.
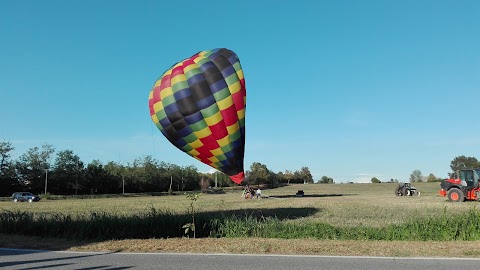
<box><xmin>395</xmin><ymin>186</ymin><xmax>401</xmax><ymax>196</ymax></box>
<box><xmin>406</xmin><ymin>189</ymin><xmax>411</xmax><ymax>196</ymax></box>
<box><xmin>447</xmin><ymin>188</ymin><xmax>465</xmax><ymax>202</ymax></box>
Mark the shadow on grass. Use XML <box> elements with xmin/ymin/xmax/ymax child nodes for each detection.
<box><xmin>0</xmin><ymin>206</ymin><xmax>319</xmax><ymax>249</ymax></box>
<box><xmin>269</xmin><ymin>194</ymin><xmax>358</xmax><ymax>198</ymax></box>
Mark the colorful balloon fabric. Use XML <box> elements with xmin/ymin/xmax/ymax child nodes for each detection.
<box><xmin>148</xmin><ymin>48</ymin><xmax>246</xmax><ymax>184</ymax></box>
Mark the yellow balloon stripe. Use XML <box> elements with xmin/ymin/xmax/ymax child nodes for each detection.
<box><xmin>171</xmin><ymin>74</ymin><xmax>186</xmax><ymax>86</ymax></box>
<box><xmin>228</xmin><ymin>81</ymin><xmax>241</xmax><ymax>94</ymax></box>
<box><xmin>236</xmin><ymin>108</ymin><xmax>245</xmax><ymax>121</ymax></box>
<box><xmin>160</xmin><ymin>86</ymin><xmax>173</xmax><ymax>100</ymax></box>
<box><xmin>188</xmin><ymin>149</ymin><xmax>200</xmax><ymax>157</ymax></box>
<box><xmin>204</xmin><ymin>111</ymin><xmax>222</xmax><ymax>126</ymax></box>
<box><xmin>236</xmin><ymin>69</ymin><xmax>244</xmax><ymax>81</ymax></box>
<box><xmin>217</xmin><ymin>96</ymin><xmax>233</xmax><ymax>111</ymax></box>
<box><xmin>227</xmin><ymin>122</ymin><xmax>240</xmax><ymax>135</ymax></box>
<box><xmin>189</xmin><ymin>139</ymin><xmax>203</xmax><ymax>149</ymax></box>
<box><xmin>208</xmin><ymin>156</ymin><xmax>219</xmax><ymax>163</ymax></box>
<box><xmin>153</xmin><ymin>101</ymin><xmax>163</xmax><ymax>114</ymax></box>
<box><xmin>210</xmin><ymin>147</ymin><xmax>224</xmax><ymax>156</ymax></box>
<box><xmin>217</xmin><ymin>136</ymin><xmax>230</xmax><ymax>148</ymax></box>
<box><xmin>184</xmin><ymin>63</ymin><xmax>198</xmax><ymax>73</ymax></box>
<box><xmin>151</xmin><ymin>114</ymin><xmax>159</xmax><ymax>124</ymax></box>
<box><xmin>193</xmin><ymin>127</ymin><xmax>212</xmax><ymax>139</ymax></box>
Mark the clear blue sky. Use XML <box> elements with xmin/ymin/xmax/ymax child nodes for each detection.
<box><xmin>1</xmin><ymin>0</ymin><xmax>479</xmax><ymax>183</ymax></box>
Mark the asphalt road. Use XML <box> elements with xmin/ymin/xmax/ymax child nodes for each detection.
<box><xmin>1</xmin><ymin>248</ymin><xmax>480</xmax><ymax>270</ymax></box>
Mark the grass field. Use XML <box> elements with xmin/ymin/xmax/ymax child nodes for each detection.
<box><xmin>1</xmin><ymin>182</ymin><xmax>480</xmax><ymax>257</ymax></box>
<box><xmin>0</xmin><ymin>182</ymin><xmax>474</xmax><ymax>227</ymax></box>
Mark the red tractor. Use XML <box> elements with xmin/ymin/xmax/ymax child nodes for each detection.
<box><xmin>439</xmin><ymin>169</ymin><xmax>480</xmax><ymax>202</ymax></box>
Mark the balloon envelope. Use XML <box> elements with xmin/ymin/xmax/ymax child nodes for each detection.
<box><xmin>148</xmin><ymin>48</ymin><xmax>246</xmax><ymax>184</ymax></box>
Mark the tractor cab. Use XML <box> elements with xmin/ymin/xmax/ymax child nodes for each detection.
<box><xmin>439</xmin><ymin>169</ymin><xmax>480</xmax><ymax>202</ymax></box>
<box><xmin>460</xmin><ymin>169</ymin><xmax>480</xmax><ymax>188</ymax></box>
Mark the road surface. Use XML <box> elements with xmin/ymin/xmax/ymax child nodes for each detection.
<box><xmin>1</xmin><ymin>248</ymin><xmax>479</xmax><ymax>270</ymax></box>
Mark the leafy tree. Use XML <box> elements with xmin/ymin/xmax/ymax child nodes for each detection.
<box><xmin>0</xmin><ymin>141</ymin><xmax>18</xmax><ymax>196</ymax></box>
<box><xmin>0</xmin><ymin>141</ymin><xmax>14</xmax><ymax>175</ymax></box>
<box><xmin>299</xmin><ymin>167</ymin><xmax>314</xmax><ymax>184</ymax></box>
<box><xmin>276</xmin><ymin>171</ymin><xmax>285</xmax><ymax>184</ymax></box>
<box><xmin>371</xmin><ymin>177</ymin><xmax>381</xmax><ymax>183</ymax></box>
<box><xmin>210</xmin><ymin>171</ymin><xmax>231</xmax><ymax>188</ymax></box>
<box><xmin>450</xmin><ymin>156</ymin><xmax>480</xmax><ymax>177</ymax></box>
<box><xmin>318</xmin><ymin>176</ymin><xmax>334</xmax><ymax>184</ymax></box>
<box><xmin>409</xmin><ymin>169</ymin><xmax>423</xmax><ymax>183</ymax></box>
<box><xmin>104</xmin><ymin>161</ymin><xmax>127</xmax><ymax>193</ymax></box>
<box><xmin>181</xmin><ymin>165</ymin><xmax>200</xmax><ymax>191</ymax></box>
<box><xmin>291</xmin><ymin>170</ymin><xmax>303</xmax><ymax>184</ymax></box>
<box><xmin>143</xmin><ymin>156</ymin><xmax>163</xmax><ymax>192</ymax></box>
<box><xmin>247</xmin><ymin>162</ymin><xmax>271</xmax><ymax>186</ymax></box>
<box><xmin>51</xmin><ymin>150</ymin><xmax>84</xmax><ymax>194</ymax></box>
<box><xmin>283</xmin><ymin>170</ymin><xmax>294</xmax><ymax>184</ymax></box>
<box><xmin>15</xmin><ymin>144</ymin><xmax>55</xmax><ymax>193</ymax></box>
<box><xmin>84</xmin><ymin>160</ymin><xmax>121</xmax><ymax>194</ymax></box>
<box><xmin>388</xmin><ymin>178</ymin><xmax>399</xmax><ymax>183</ymax></box>
<box><xmin>426</xmin><ymin>173</ymin><xmax>439</xmax><ymax>182</ymax></box>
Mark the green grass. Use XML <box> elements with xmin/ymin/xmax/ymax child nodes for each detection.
<box><xmin>1</xmin><ymin>182</ymin><xmax>479</xmax><ymax>241</ymax></box>
<box><xmin>211</xmin><ymin>207</ymin><xmax>480</xmax><ymax>241</ymax></box>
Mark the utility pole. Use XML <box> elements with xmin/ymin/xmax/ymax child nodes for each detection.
<box><xmin>122</xmin><ymin>175</ymin><xmax>125</xmax><ymax>195</ymax></box>
<box><xmin>215</xmin><ymin>172</ymin><xmax>218</xmax><ymax>188</ymax></box>
<box><xmin>75</xmin><ymin>162</ymin><xmax>79</xmax><ymax>195</ymax></box>
<box><xmin>75</xmin><ymin>173</ymin><xmax>78</xmax><ymax>195</ymax></box>
<box><xmin>44</xmin><ymin>169</ymin><xmax>48</xmax><ymax>195</ymax></box>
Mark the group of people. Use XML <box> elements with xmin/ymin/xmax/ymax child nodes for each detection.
<box><xmin>242</xmin><ymin>185</ymin><xmax>261</xmax><ymax>199</ymax></box>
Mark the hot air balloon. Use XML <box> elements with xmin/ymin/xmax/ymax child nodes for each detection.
<box><xmin>148</xmin><ymin>48</ymin><xmax>246</xmax><ymax>184</ymax></box>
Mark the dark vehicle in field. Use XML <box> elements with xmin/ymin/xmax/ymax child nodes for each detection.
<box><xmin>439</xmin><ymin>169</ymin><xmax>480</xmax><ymax>202</ymax></box>
<box><xmin>296</xmin><ymin>190</ymin><xmax>305</xmax><ymax>197</ymax></box>
<box><xmin>395</xmin><ymin>182</ymin><xmax>420</xmax><ymax>196</ymax></box>
<box><xmin>11</xmin><ymin>192</ymin><xmax>41</xmax><ymax>203</ymax></box>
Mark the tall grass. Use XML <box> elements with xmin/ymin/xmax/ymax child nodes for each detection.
<box><xmin>1</xmin><ymin>207</ymin><xmax>479</xmax><ymax>241</ymax></box>
<box><xmin>211</xmin><ymin>207</ymin><xmax>480</xmax><ymax>241</ymax></box>
<box><xmin>0</xmin><ymin>208</ymin><xmax>209</xmax><ymax>240</ymax></box>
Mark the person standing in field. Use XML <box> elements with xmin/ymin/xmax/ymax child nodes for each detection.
<box><xmin>256</xmin><ymin>188</ymin><xmax>261</xmax><ymax>199</ymax></box>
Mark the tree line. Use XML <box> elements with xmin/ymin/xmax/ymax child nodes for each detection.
<box><xmin>370</xmin><ymin>155</ymin><xmax>480</xmax><ymax>184</ymax></box>
<box><xmin>407</xmin><ymin>156</ymin><xmax>480</xmax><ymax>183</ymax></box>
<box><xmin>0</xmin><ymin>141</ymin><xmax>315</xmax><ymax>196</ymax></box>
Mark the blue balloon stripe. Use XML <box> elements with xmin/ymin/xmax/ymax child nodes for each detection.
<box><xmin>199</xmin><ymin>61</ymin><xmax>215</xmax><ymax>72</ymax></box>
<box><xmin>187</xmin><ymin>73</ymin><xmax>205</xmax><ymax>86</ymax></box>
<box><xmin>178</xmin><ymin>126</ymin><xmax>192</xmax><ymax>137</ymax></box>
<box><xmin>184</xmin><ymin>111</ymin><xmax>204</xmax><ymax>125</ymax></box>
<box><xmin>164</xmin><ymin>103</ymin><xmax>179</xmax><ymax>115</ymax></box>
<box><xmin>174</xmin><ymin>137</ymin><xmax>187</xmax><ymax>148</ymax></box>
<box><xmin>173</xmin><ymin>87</ymin><xmax>192</xmax><ymax>101</ymax></box>
<box><xmin>210</xmin><ymin>80</ymin><xmax>228</xmax><ymax>93</ymax></box>
<box><xmin>196</xmin><ymin>95</ymin><xmax>216</xmax><ymax>110</ymax></box>
<box><xmin>220</xmin><ymin>65</ymin><xmax>236</xmax><ymax>78</ymax></box>
<box><xmin>159</xmin><ymin>117</ymin><xmax>171</xmax><ymax>127</ymax></box>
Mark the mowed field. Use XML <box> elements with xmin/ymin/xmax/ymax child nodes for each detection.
<box><xmin>0</xmin><ymin>182</ymin><xmax>473</xmax><ymax>227</ymax></box>
<box><xmin>1</xmin><ymin>182</ymin><xmax>480</xmax><ymax>257</ymax></box>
